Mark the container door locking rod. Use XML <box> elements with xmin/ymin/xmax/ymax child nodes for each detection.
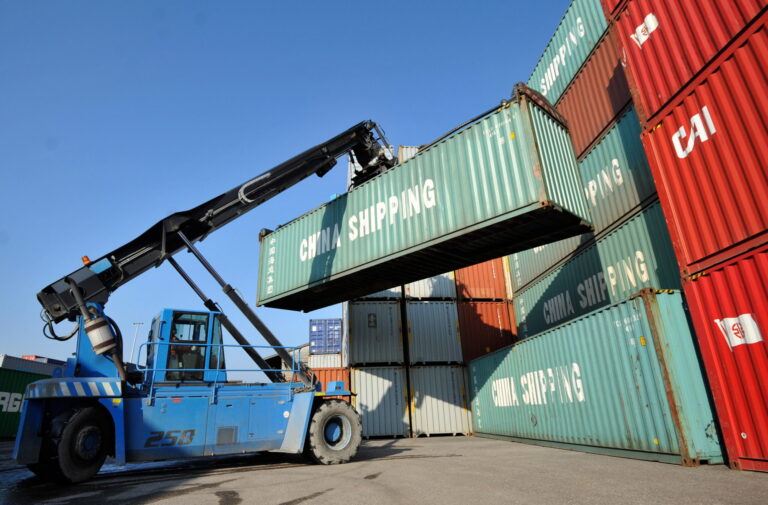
<box><xmin>176</xmin><ymin>231</ymin><xmax>314</xmax><ymax>387</ymax></box>
<box><xmin>166</xmin><ymin>256</ymin><xmax>284</xmax><ymax>383</ymax></box>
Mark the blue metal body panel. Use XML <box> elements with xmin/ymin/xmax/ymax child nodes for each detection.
<box><xmin>14</xmin><ymin>307</ymin><xmax>341</xmax><ymax>468</ymax></box>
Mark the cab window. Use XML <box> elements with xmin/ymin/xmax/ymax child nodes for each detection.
<box><xmin>166</xmin><ymin>312</ymin><xmax>208</xmax><ymax>381</ymax></box>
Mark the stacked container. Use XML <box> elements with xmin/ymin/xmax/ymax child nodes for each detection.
<box><xmin>472</xmin><ymin>0</ymin><xmax>724</xmax><ymax>466</ymax></box>
<box><xmin>0</xmin><ymin>355</ymin><xmax>60</xmax><ymax>437</ymax></box>
<box><xmin>600</xmin><ymin>0</ymin><xmax>768</xmax><ymax>471</ymax></box>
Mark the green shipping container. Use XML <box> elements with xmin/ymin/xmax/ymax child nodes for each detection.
<box><xmin>258</xmin><ymin>86</ymin><xmax>592</xmax><ymax>311</ymax></box>
<box><xmin>470</xmin><ymin>290</ymin><xmax>722</xmax><ymax>465</ymax></box>
<box><xmin>0</xmin><ymin>369</ymin><xmax>47</xmax><ymax>438</ymax></box>
<box><xmin>526</xmin><ymin>0</ymin><xmax>608</xmax><ymax>104</ymax></box>
<box><xmin>515</xmin><ymin>200</ymin><xmax>680</xmax><ymax>338</ymax></box>
<box><xmin>509</xmin><ymin>106</ymin><xmax>657</xmax><ymax>292</ymax></box>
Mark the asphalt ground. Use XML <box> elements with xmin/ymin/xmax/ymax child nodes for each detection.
<box><xmin>1</xmin><ymin>437</ymin><xmax>767</xmax><ymax>505</ymax></box>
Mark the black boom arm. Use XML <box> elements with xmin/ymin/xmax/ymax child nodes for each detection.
<box><xmin>39</xmin><ymin>120</ymin><xmax>394</xmax><ymax>323</ymax></box>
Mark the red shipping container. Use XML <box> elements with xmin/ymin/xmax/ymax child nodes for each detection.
<box><xmin>454</xmin><ymin>258</ymin><xmax>508</xmax><ymax>301</ymax></box>
<box><xmin>615</xmin><ymin>0</ymin><xmax>766</xmax><ymax>124</ymax></box>
<box><xmin>310</xmin><ymin>367</ymin><xmax>351</xmax><ymax>403</ymax></box>
<box><xmin>641</xmin><ymin>19</ymin><xmax>768</xmax><ymax>276</ymax></box>
<box><xmin>683</xmin><ymin>243</ymin><xmax>768</xmax><ymax>472</ymax></box>
<box><xmin>600</xmin><ymin>0</ymin><xmax>627</xmax><ymax>19</ymax></box>
<box><xmin>556</xmin><ymin>24</ymin><xmax>632</xmax><ymax>158</ymax></box>
<box><xmin>457</xmin><ymin>301</ymin><xmax>516</xmax><ymax>362</ymax></box>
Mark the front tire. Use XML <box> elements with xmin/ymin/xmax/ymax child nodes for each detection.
<box><xmin>56</xmin><ymin>407</ymin><xmax>112</xmax><ymax>483</ymax></box>
<box><xmin>304</xmin><ymin>400</ymin><xmax>362</xmax><ymax>465</ymax></box>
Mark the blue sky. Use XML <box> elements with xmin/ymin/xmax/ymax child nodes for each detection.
<box><xmin>0</xmin><ymin>1</ymin><xmax>569</xmax><ymax>370</ymax></box>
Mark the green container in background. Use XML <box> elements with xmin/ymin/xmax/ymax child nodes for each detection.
<box><xmin>509</xmin><ymin>106</ymin><xmax>657</xmax><ymax>292</ymax></box>
<box><xmin>514</xmin><ymin>200</ymin><xmax>680</xmax><ymax>339</ymax></box>
<box><xmin>470</xmin><ymin>290</ymin><xmax>722</xmax><ymax>465</ymax></box>
<box><xmin>258</xmin><ymin>87</ymin><xmax>592</xmax><ymax>311</ymax></box>
<box><xmin>0</xmin><ymin>369</ymin><xmax>47</xmax><ymax>438</ymax></box>
<box><xmin>527</xmin><ymin>0</ymin><xmax>608</xmax><ymax>104</ymax></box>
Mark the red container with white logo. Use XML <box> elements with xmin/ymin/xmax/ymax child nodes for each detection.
<box><xmin>683</xmin><ymin>243</ymin><xmax>768</xmax><ymax>471</ymax></box>
<box><xmin>641</xmin><ymin>18</ymin><xmax>768</xmax><ymax>276</ymax></box>
<box><xmin>614</xmin><ymin>0</ymin><xmax>766</xmax><ymax>124</ymax></box>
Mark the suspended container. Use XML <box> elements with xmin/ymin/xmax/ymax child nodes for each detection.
<box><xmin>257</xmin><ymin>84</ymin><xmax>592</xmax><ymax>311</ymax></box>
<box><xmin>556</xmin><ymin>25</ymin><xmax>631</xmax><ymax>158</ymax></box>
<box><xmin>351</xmin><ymin>367</ymin><xmax>409</xmax><ymax>438</ymax></box>
<box><xmin>406</xmin><ymin>301</ymin><xmax>462</xmax><ymax>364</ymax></box>
<box><xmin>528</xmin><ymin>0</ymin><xmax>609</xmax><ymax>103</ymax></box>
<box><xmin>404</xmin><ymin>272</ymin><xmax>456</xmax><ymax>299</ymax></box>
<box><xmin>614</xmin><ymin>0</ymin><xmax>766</xmax><ymax>124</ymax></box>
<box><xmin>458</xmin><ymin>301</ymin><xmax>517</xmax><ymax>363</ymax></box>
<box><xmin>514</xmin><ymin>200</ymin><xmax>680</xmax><ymax>338</ymax></box>
<box><xmin>470</xmin><ymin>290</ymin><xmax>722</xmax><ymax>465</ymax></box>
<box><xmin>348</xmin><ymin>301</ymin><xmax>403</xmax><ymax>365</ymax></box>
<box><xmin>409</xmin><ymin>366</ymin><xmax>472</xmax><ymax>437</ymax></box>
<box><xmin>641</xmin><ymin>20</ymin><xmax>768</xmax><ymax>276</ymax></box>
<box><xmin>509</xmin><ymin>106</ymin><xmax>657</xmax><ymax>292</ymax></box>
<box><xmin>454</xmin><ymin>258</ymin><xmax>508</xmax><ymax>301</ymax></box>
<box><xmin>682</xmin><ymin>243</ymin><xmax>768</xmax><ymax>472</ymax></box>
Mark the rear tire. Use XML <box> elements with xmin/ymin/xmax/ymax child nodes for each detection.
<box><xmin>56</xmin><ymin>407</ymin><xmax>112</xmax><ymax>483</ymax></box>
<box><xmin>304</xmin><ymin>400</ymin><xmax>361</xmax><ymax>465</ymax></box>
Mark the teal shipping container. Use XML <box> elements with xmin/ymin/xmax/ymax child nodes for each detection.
<box><xmin>509</xmin><ymin>106</ymin><xmax>657</xmax><ymax>292</ymax></box>
<box><xmin>470</xmin><ymin>290</ymin><xmax>722</xmax><ymax>465</ymax></box>
<box><xmin>515</xmin><ymin>200</ymin><xmax>680</xmax><ymax>338</ymax></box>
<box><xmin>258</xmin><ymin>85</ymin><xmax>592</xmax><ymax>311</ymax></box>
<box><xmin>527</xmin><ymin>0</ymin><xmax>608</xmax><ymax>103</ymax></box>
<box><xmin>0</xmin><ymin>369</ymin><xmax>47</xmax><ymax>438</ymax></box>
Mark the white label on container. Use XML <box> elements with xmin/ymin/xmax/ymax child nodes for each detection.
<box><xmin>491</xmin><ymin>362</ymin><xmax>585</xmax><ymax>407</ymax></box>
<box><xmin>0</xmin><ymin>392</ymin><xmax>23</xmax><ymax>413</ymax></box>
<box><xmin>630</xmin><ymin>13</ymin><xmax>659</xmax><ymax>48</ymax></box>
<box><xmin>715</xmin><ymin>313</ymin><xmax>763</xmax><ymax>350</ymax></box>
<box><xmin>671</xmin><ymin>105</ymin><xmax>717</xmax><ymax>159</ymax></box>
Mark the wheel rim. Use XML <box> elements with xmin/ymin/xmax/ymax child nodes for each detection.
<box><xmin>74</xmin><ymin>426</ymin><xmax>103</xmax><ymax>461</ymax></box>
<box><xmin>323</xmin><ymin>415</ymin><xmax>352</xmax><ymax>451</ymax></box>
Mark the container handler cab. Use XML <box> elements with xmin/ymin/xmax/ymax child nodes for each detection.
<box><xmin>15</xmin><ymin>121</ymin><xmax>396</xmax><ymax>483</ymax></box>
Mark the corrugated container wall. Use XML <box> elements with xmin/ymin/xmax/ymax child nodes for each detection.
<box><xmin>509</xmin><ymin>106</ymin><xmax>656</xmax><ymax>292</ymax></box>
<box><xmin>357</xmin><ymin>286</ymin><xmax>402</xmax><ymax>300</ymax></box>
<box><xmin>458</xmin><ymin>302</ymin><xmax>516</xmax><ymax>363</ymax></box>
<box><xmin>515</xmin><ymin>200</ymin><xmax>680</xmax><ymax>338</ymax></box>
<box><xmin>455</xmin><ymin>258</ymin><xmax>507</xmax><ymax>300</ymax></box>
<box><xmin>0</xmin><ymin>369</ymin><xmax>48</xmax><ymax>437</ymax></box>
<box><xmin>348</xmin><ymin>302</ymin><xmax>403</xmax><ymax>365</ymax></box>
<box><xmin>404</xmin><ymin>272</ymin><xmax>456</xmax><ymax>299</ymax></box>
<box><xmin>682</xmin><ymin>244</ymin><xmax>768</xmax><ymax>471</ymax></box>
<box><xmin>309</xmin><ymin>318</ymin><xmax>342</xmax><ymax>355</ymax></box>
<box><xmin>397</xmin><ymin>145</ymin><xmax>420</xmax><ymax>163</ymax></box>
<box><xmin>406</xmin><ymin>302</ymin><xmax>462</xmax><ymax>364</ymax></box>
<box><xmin>614</xmin><ymin>0</ymin><xmax>766</xmax><ymax>123</ymax></box>
<box><xmin>555</xmin><ymin>26</ymin><xmax>631</xmax><ymax>158</ymax></box>
<box><xmin>312</xmin><ymin>367</ymin><xmax>351</xmax><ymax>402</ymax></box>
<box><xmin>409</xmin><ymin>366</ymin><xmax>472</xmax><ymax>437</ymax></box>
<box><xmin>257</xmin><ymin>90</ymin><xmax>592</xmax><ymax>311</ymax></box>
<box><xmin>527</xmin><ymin>0</ymin><xmax>608</xmax><ymax>103</ymax></box>
<box><xmin>470</xmin><ymin>291</ymin><xmax>722</xmax><ymax>465</ymax></box>
<box><xmin>352</xmin><ymin>367</ymin><xmax>409</xmax><ymax>438</ymax></box>
<box><xmin>308</xmin><ymin>354</ymin><xmax>344</xmax><ymax>369</ymax></box>
<box><xmin>641</xmin><ymin>20</ymin><xmax>768</xmax><ymax>275</ymax></box>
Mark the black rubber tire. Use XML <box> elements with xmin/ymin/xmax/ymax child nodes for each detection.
<box><xmin>56</xmin><ymin>407</ymin><xmax>112</xmax><ymax>483</ymax></box>
<box><xmin>304</xmin><ymin>400</ymin><xmax>362</xmax><ymax>465</ymax></box>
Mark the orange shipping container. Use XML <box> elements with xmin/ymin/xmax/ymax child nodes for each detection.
<box><xmin>311</xmin><ymin>367</ymin><xmax>351</xmax><ymax>403</ymax></box>
<box><xmin>458</xmin><ymin>301</ymin><xmax>517</xmax><ymax>363</ymax></box>
<box><xmin>454</xmin><ymin>258</ymin><xmax>507</xmax><ymax>301</ymax></box>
